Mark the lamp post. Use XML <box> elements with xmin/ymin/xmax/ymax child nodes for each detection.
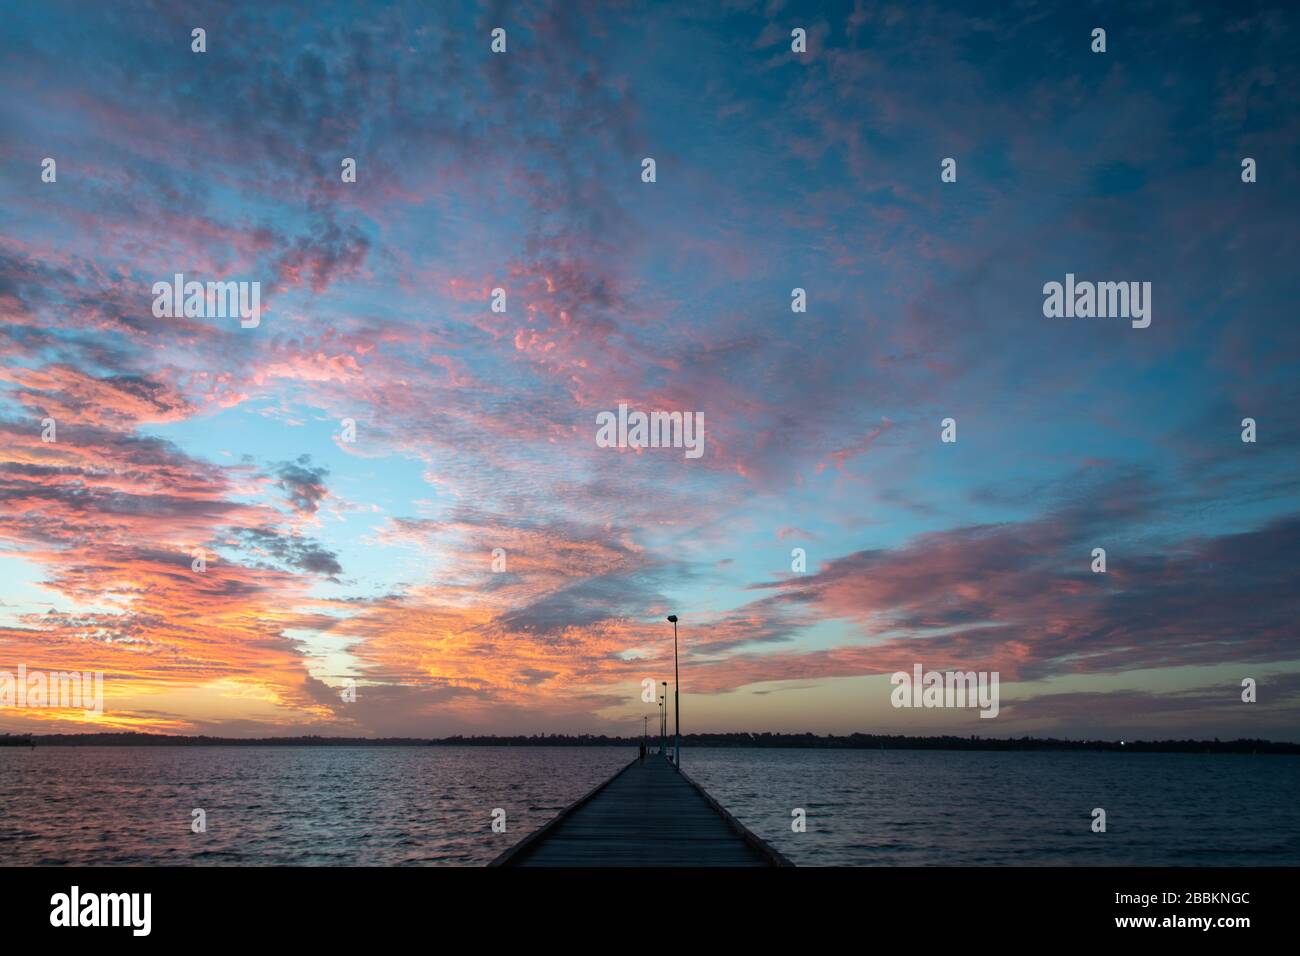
<box><xmin>660</xmin><ymin>682</ymin><xmax>667</xmax><ymax>754</ymax></box>
<box><xmin>667</xmin><ymin>614</ymin><xmax>680</xmax><ymax>766</ymax></box>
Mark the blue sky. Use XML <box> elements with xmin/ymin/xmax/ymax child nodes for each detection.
<box><xmin>1</xmin><ymin>0</ymin><xmax>1297</xmax><ymax>739</ymax></box>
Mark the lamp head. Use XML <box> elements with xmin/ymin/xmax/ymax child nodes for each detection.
<box><xmin>667</xmin><ymin>614</ymin><xmax>678</xmax><ymax>623</ymax></box>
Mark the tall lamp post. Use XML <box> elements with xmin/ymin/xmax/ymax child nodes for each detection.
<box><xmin>667</xmin><ymin>614</ymin><xmax>680</xmax><ymax>766</ymax></box>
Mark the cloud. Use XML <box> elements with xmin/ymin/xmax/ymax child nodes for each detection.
<box><xmin>234</xmin><ymin>526</ymin><xmax>342</xmax><ymax>577</ymax></box>
<box><xmin>1</xmin><ymin>0</ymin><xmax>1297</xmax><ymax>739</ymax></box>
<box><xmin>269</xmin><ymin>455</ymin><xmax>330</xmax><ymax>516</ymax></box>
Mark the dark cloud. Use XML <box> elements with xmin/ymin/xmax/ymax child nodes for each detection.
<box><xmin>269</xmin><ymin>455</ymin><xmax>329</xmax><ymax>516</ymax></box>
<box><xmin>235</xmin><ymin>526</ymin><xmax>342</xmax><ymax>578</ymax></box>
<box><xmin>754</xmin><ymin>503</ymin><xmax>1300</xmax><ymax>682</ymax></box>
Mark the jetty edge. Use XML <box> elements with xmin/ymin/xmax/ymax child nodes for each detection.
<box><xmin>490</xmin><ymin>753</ymin><xmax>794</xmax><ymax>867</ymax></box>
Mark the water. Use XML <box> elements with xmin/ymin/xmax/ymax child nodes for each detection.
<box><xmin>0</xmin><ymin>746</ymin><xmax>629</xmax><ymax>866</ymax></box>
<box><xmin>1</xmin><ymin>746</ymin><xmax>1296</xmax><ymax>866</ymax></box>
<box><xmin>685</xmin><ymin>749</ymin><xmax>1300</xmax><ymax>866</ymax></box>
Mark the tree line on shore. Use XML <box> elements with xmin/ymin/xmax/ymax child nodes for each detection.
<box><xmin>3</xmin><ymin>731</ymin><xmax>1297</xmax><ymax>753</ymax></box>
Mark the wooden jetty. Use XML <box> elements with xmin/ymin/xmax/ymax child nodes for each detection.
<box><xmin>491</xmin><ymin>753</ymin><xmax>793</xmax><ymax>867</ymax></box>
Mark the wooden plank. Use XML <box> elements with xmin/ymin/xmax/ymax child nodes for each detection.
<box><xmin>491</xmin><ymin>753</ymin><xmax>792</xmax><ymax>867</ymax></box>
<box><xmin>676</xmin><ymin>764</ymin><xmax>794</xmax><ymax>867</ymax></box>
<box><xmin>487</xmin><ymin>756</ymin><xmax>641</xmax><ymax>867</ymax></box>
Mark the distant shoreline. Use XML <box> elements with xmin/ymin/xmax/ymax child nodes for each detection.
<box><xmin>3</xmin><ymin>732</ymin><xmax>1298</xmax><ymax>754</ymax></box>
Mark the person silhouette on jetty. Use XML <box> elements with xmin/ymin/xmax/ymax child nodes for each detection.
<box><xmin>638</xmin><ymin>740</ymin><xmax>646</xmax><ymax>762</ymax></box>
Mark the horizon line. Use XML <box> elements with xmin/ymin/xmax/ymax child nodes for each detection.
<box><xmin>5</xmin><ymin>730</ymin><xmax>1298</xmax><ymax>752</ymax></box>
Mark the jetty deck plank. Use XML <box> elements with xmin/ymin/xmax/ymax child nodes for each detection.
<box><xmin>493</xmin><ymin>754</ymin><xmax>789</xmax><ymax>867</ymax></box>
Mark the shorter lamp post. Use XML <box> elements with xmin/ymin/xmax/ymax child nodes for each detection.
<box><xmin>668</xmin><ymin>614</ymin><xmax>680</xmax><ymax>766</ymax></box>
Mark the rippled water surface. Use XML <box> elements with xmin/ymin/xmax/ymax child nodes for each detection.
<box><xmin>685</xmin><ymin>748</ymin><xmax>1300</xmax><ymax>865</ymax></box>
<box><xmin>2</xmin><ymin>746</ymin><xmax>1296</xmax><ymax>865</ymax></box>
<box><xmin>0</xmin><ymin>746</ymin><xmax>629</xmax><ymax>865</ymax></box>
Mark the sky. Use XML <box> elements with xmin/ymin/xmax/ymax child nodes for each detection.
<box><xmin>1</xmin><ymin>0</ymin><xmax>1298</xmax><ymax>740</ymax></box>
